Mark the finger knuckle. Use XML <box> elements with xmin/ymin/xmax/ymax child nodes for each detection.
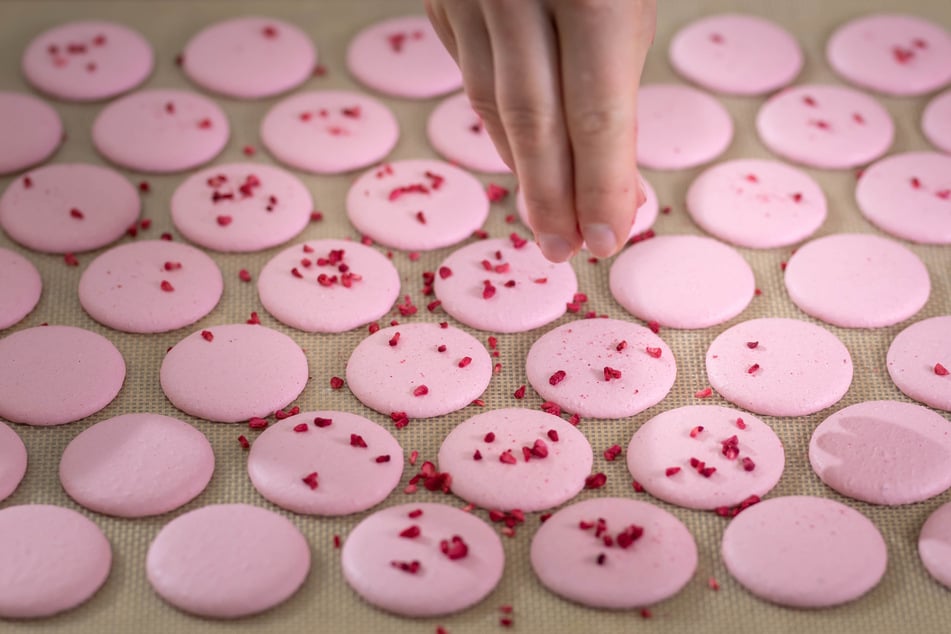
<box><xmin>499</xmin><ymin>103</ymin><xmax>558</xmax><ymax>153</ymax></box>
<box><xmin>570</xmin><ymin>104</ymin><xmax>630</xmax><ymax>138</ymax></box>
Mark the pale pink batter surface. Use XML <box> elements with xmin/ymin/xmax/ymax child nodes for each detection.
<box><xmin>346</xmin><ymin>159</ymin><xmax>489</xmax><ymax>251</ymax></box>
<box><xmin>669</xmin><ymin>14</ymin><xmax>802</xmax><ymax>95</ymax></box>
<box><xmin>609</xmin><ymin>235</ymin><xmax>755</xmax><ymax>329</ymax></box>
<box><xmin>248</xmin><ymin>410</ymin><xmax>403</xmax><ymax>515</ymax></box>
<box><xmin>427</xmin><ymin>92</ymin><xmax>509</xmax><ymax>173</ymax></box>
<box><xmin>437</xmin><ymin>408</ymin><xmax>593</xmax><ymax>512</ymax></box>
<box><xmin>706</xmin><ymin>318</ymin><xmax>853</xmax><ymax>417</ymax></box>
<box><xmin>756</xmin><ymin>84</ymin><xmax>894</xmax><ymax>169</ymax></box>
<box><xmin>0</xmin><ymin>92</ymin><xmax>61</xmax><ymax>175</ymax></box>
<box><xmin>0</xmin><ymin>162</ymin><xmax>138</xmax><ymax>254</ymax></box>
<box><xmin>345</xmin><ymin>323</ymin><xmax>492</xmax><ymax>418</ymax></box>
<box><xmin>721</xmin><ymin>496</ymin><xmax>887</xmax><ymax>608</ymax></box>
<box><xmin>146</xmin><ymin>503</ymin><xmax>310</xmax><ymax>618</ymax></box>
<box><xmin>59</xmin><ymin>413</ymin><xmax>214</xmax><ymax>517</ymax></box>
<box><xmin>261</xmin><ymin>90</ymin><xmax>399</xmax><ymax>174</ymax></box>
<box><xmin>887</xmin><ymin>316</ymin><xmax>951</xmax><ymax>412</ymax></box>
<box><xmin>0</xmin><ymin>247</ymin><xmax>41</xmax><ymax>330</ymax></box>
<box><xmin>827</xmin><ymin>13</ymin><xmax>951</xmax><ymax>96</ymax></box>
<box><xmin>525</xmin><ymin>318</ymin><xmax>676</xmax><ymax>419</ymax></box>
<box><xmin>784</xmin><ymin>233</ymin><xmax>930</xmax><ymax>328</ymax></box>
<box><xmin>0</xmin><ymin>325</ymin><xmax>125</xmax><ymax>426</ymax></box>
<box><xmin>341</xmin><ymin>502</ymin><xmax>504</xmax><ymax>616</ymax></box>
<box><xmin>0</xmin><ymin>421</ymin><xmax>26</xmax><ymax>503</ymax></box>
<box><xmin>919</xmin><ymin>501</ymin><xmax>951</xmax><ymax>589</ymax></box>
<box><xmin>922</xmin><ymin>88</ymin><xmax>951</xmax><ymax>154</ymax></box>
<box><xmin>530</xmin><ymin>497</ymin><xmax>697</xmax><ymax>609</ymax></box>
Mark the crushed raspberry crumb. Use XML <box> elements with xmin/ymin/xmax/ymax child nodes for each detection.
<box><xmin>458</xmin><ymin>356</ymin><xmax>472</xmax><ymax>368</ymax></box>
<box><xmin>665</xmin><ymin>466</ymin><xmax>681</xmax><ymax>477</ymax></box>
<box><xmin>238</xmin><ymin>269</ymin><xmax>252</xmax><ymax>282</ymax></box>
<box><xmin>399</xmin><ymin>525</ymin><xmax>421</xmax><ymax>538</ymax></box>
<box><xmin>237</xmin><ymin>435</ymin><xmax>250</xmax><ymax>449</ymax></box>
<box><xmin>69</xmin><ymin>207</ymin><xmax>84</xmax><ymax>219</ymax></box>
<box><xmin>200</xmin><ymin>330</ymin><xmax>214</xmax><ymax>342</ymax></box>
<box><xmin>160</xmin><ymin>280</ymin><xmax>174</xmax><ymax>292</ymax></box>
<box><xmin>746</xmin><ymin>341</ymin><xmax>759</xmax><ymax>349</ymax></box>
<box><xmin>440</xmin><ymin>535</ymin><xmax>469</xmax><ymax>560</ymax></box>
<box><xmin>514</xmin><ymin>385</ymin><xmax>526</xmax><ymax>399</ymax></box>
<box><xmin>748</xmin><ymin>363</ymin><xmax>760</xmax><ymax>374</ymax></box>
<box><xmin>695</xmin><ymin>387</ymin><xmax>713</xmax><ymax>399</ymax></box>
<box><xmin>708</xmin><ymin>577</ymin><xmax>720</xmax><ymax>591</ymax></box>
<box><xmin>741</xmin><ymin>456</ymin><xmax>756</xmax><ymax>472</ymax></box>
<box><xmin>390</xmin><ymin>560</ymin><xmax>421</xmax><ymax>574</ymax></box>
<box><xmin>603</xmin><ymin>366</ymin><xmax>622</xmax><ymax>381</ymax></box>
<box><xmin>935</xmin><ymin>363</ymin><xmax>949</xmax><ymax>376</ymax></box>
<box><xmin>632</xmin><ymin>480</ymin><xmax>644</xmax><ymax>492</ymax></box>
<box><xmin>248</xmin><ymin>417</ymin><xmax>268</xmax><ymax>430</ymax></box>
<box><xmin>484</xmin><ymin>432</ymin><xmax>496</xmax><ymax>443</ymax></box>
<box><xmin>413</xmin><ymin>385</ymin><xmax>429</xmax><ymax>397</ymax></box>
<box><xmin>486</xmin><ymin>183</ymin><xmax>509</xmax><ymax>202</ymax></box>
<box><xmin>585</xmin><ymin>473</ymin><xmax>607</xmax><ymax>489</ymax></box>
<box><xmin>499</xmin><ymin>449</ymin><xmax>517</xmax><ymax>465</ymax></box>
<box><xmin>647</xmin><ymin>320</ymin><xmax>660</xmax><ymax>333</ymax></box>
<box><xmin>302</xmin><ymin>472</ymin><xmax>318</xmax><ymax>489</ymax></box>
<box><xmin>645</xmin><ymin>346</ymin><xmax>662</xmax><ymax>359</ymax></box>
<box><xmin>603</xmin><ymin>445</ymin><xmax>622</xmax><ymax>461</ymax></box>
<box><xmin>690</xmin><ymin>425</ymin><xmax>704</xmax><ymax>438</ymax></box>
<box><xmin>330</xmin><ymin>376</ymin><xmax>344</xmax><ymax>389</ymax></box>
<box><xmin>313</xmin><ymin>416</ymin><xmax>332</xmax><ymax>427</ymax></box>
<box><xmin>350</xmin><ymin>433</ymin><xmax>368</xmax><ymax>448</ymax></box>
<box><xmin>216</xmin><ymin>215</ymin><xmax>232</xmax><ymax>226</ymax></box>
<box><xmin>549</xmin><ymin>370</ymin><xmax>567</xmax><ymax>385</ymax></box>
<box><xmin>293</xmin><ymin>423</ymin><xmax>308</xmax><ymax>433</ymax></box>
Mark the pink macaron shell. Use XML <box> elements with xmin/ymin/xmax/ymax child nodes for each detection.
<box><xmin>856</xmin><ymin>152</ymin><xmax>951</xmax><ymax>244</ymax></box>
<box><xmin>437</xmin><ymin>408</ymin><xmax>593</xmax><ymax>512</ymax></box>
<box><xmin>183</xmin><ymin>16</ymin><xmax>315</xmax><ymax>99</ymax></box>
<box><xmin>171</xmin><ymin>162</ymin><xmax>312</xmax><ymax>252</ymax></box>
<box><xmin>0</xmin><ymin>421</ymin><xmax>27</xmax><ymax>502</ymax></box>
<box><xmin>0</xmin><ymin>163</ymin><xmax>139</xmax><ymax>254</ymax></box>
<box><xmin>923</xmin><ymin>89</ymin><xmax>951</xmax><ymax>154</ymax></box>
<box><xmin>756</xmin><ymin>84</ymin><xmax>894</xmax><ymax>169</ymax></box>
<box><xmin>341</xmin><ymin>502</ymin><xmax>504</xmax><ymax>617</ymax></box>
<box><xmin>0</xmin><ymin>325</ymin><xmax>125</xmax><ymax>426</ymax></box>
<box><xmin>147</xmin><ymin>503</ymin><xmax>310</xmax><ymax>619</ymax></box>
<box><xmin>525</xmin><ymin>318</ymin><xmax>676</xmax><ymax>419</ymax></box>
<box><xmin>345</xmin><ymin>323</ymin><xmax>492</xmax><ymax>419</ymax></box>
<box><xmin>79</xmin><ymin>240</ymin><xmax>223</xmax><ymax>333</ymax></box>
<box><xmin>827</xmin><ymin>14</ymin><xmax>951</xmax><ymax>97</ymax></box>
<box><xmin>627</xmin><ymin>405</ymin><xmax>784</xmax><ymax>510</ymax></box>
<box><xmin>706</xmin><ymin>318</ymin><xmax>853</xmax><ymax>417</ymax></box>
<box><xmin>0</xmin><ymin>247</ymin><xmax>41</xmax><ymax>330</ymax></box>
<box><xmin>609</xmin><ymin>235</ymin><xmax>755</xmax><ymax>329</ymax></box>
<box><xmin>427</xmin><ymin>92</ymin><xmax>509</xmax><ymax>173</ymax></box>
<box><xmin>261</xmin><ymin>90</ymin><xmax>399</xmax><ymax>174</ymax></box>
<box><xmin>686</xmin><ymin>159</ymin><xmax>827</xmax><ymax>249</ymax></box>
<box><xmin>669</xmin><ymin>14</ymin><xmax>802</xmax><ymax>95</ymax></box>
<box><xmin>637</xmin><ymin>84</ymin><xmax>733</xmax><ymax>170</ymax></box>
<box><xmin>258</xmin><ymin>239</ymin><xmax>400</xmax><ymax>333</ymax></box>
<box><xmin>22</xmin><ymin>21</ymin><xmax>153</xmax><ymax>102</ymax></box>
<box><xmin>346</xmin><ymin>159</ymin><xmax>489</xmax><ymax>251</ymax></box>
<box><xmin>433</xmin><ymin>237</ymin><xmax>578</xmax><ymax>333</ymax></box>
<box><xmin>160</xmin><ymin>324</ymin><xmax>308</xmax><ymax>423</ymax></box>
<box><xmin>248</xmin><ymin>411</ymin><xmax>403</xmax><ymax>516</ymax></box>
<box><xmin>346</xmin><ymin>15</ymin><xmax>462</xmax><ymax>99</ymax></box>
<box><xmin>809</xmin><ymin>400</ymin><xmax>951</xmax><ymax>506</ymax></box>
<box><xmin>92</xmin><ymin>89</ymin><xmax>229</xmax><ymax>173</ymax></box>
<box><xmin>887</xmin><ymin>316</ymin><xmax>951</xmax><ymax>412</ymax></box>
<box><xmin>919</xmin><ymin>501</ymin><xmax>951</xmax><ymax>589</ymax></box>
<box><xmin>721</xmin><ymin>496</ymin><xmax>887</xmax><ymax>608</ymax></box>
<box><xmin>0</xmin><ymin>92</ymin><xmax>62</xmax><ymax>175</ymax></box>
<box><xmin>59</xmin><ymin>413</ymin><xmax>214</xmax><ymax>517</ymax></box>
<box><xmin>530</xmin><ymin>497</ymin><xmax>698</xmax><ymax>609</ymax></box>
<box><xmin>784</xmin><ymin>233</ymin><xmax>930</xmax><ymax>328</ymax></box>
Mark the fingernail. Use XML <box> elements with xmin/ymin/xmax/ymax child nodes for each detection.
<box><xmin>537</xmin><ymin>234</ymin><xmax>574</xmax><ymax>263</ymax></box>
<box><xmin>583</xmin><ymin>224</ymin><xmax>618</xmax><ymax>257</ymax></box>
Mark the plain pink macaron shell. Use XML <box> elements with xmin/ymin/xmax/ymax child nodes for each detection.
<box><xmin>171</xmin><ymin>162</ymin><xmax>312</xmax><ymax>252</ymax></box>
<box><xmin>433</xmin><ymin>237</ymin><xmax>578</xmax><ymax>333</ymax></box>
<box><xmin>922</xmin><ymin>89</ymin><xmax>951</xmax><ymax>154</ymax></box>
<box><xmin>248</xmin><ymin>411</ymin><xmax>403</xmax><ymax>516</ymax></box>
<box><xmin>346</xmin><ymin>323</ymin><xmax>492</xmax><ymax>419</ymax></box>
<box><xmin>609</xmin><ymin>235</ymin><xmax>755</xmax><ymax>329</ymax></box>
<box><xmin>427</xmin><ymin>92</ymin><xmax>509</xmax><ymax>173</ymax></box>
<box><xmin>784</xmin><ymin>233</ymin><xmax>930</xmax><ymax>328</ymax></box>
<box><xmin>438</xmin><ymin>408</ymin><xmax>593</xmax><ymax>512</ymax></box>
<box><xmin>706</xmin><ymin>318</ymin><xmax>853</xmax><ymax>417</ymax></box>
<box><xmin>79</xmin><ymin>240</ymin><xmax>223</xmax><ymax>333</ymax></box>
<box><xmin>627</xmin><ymin>405</ymin><xmax>784</xmax><ymax>510</ymax></box>
<box><xmin>92</xmin><ymin>89</ymin><xmax>229</xmax><ymax>173</ymax></box>
<box><xmin>756</xmin><ymin>84</ymin><xmax>894</xmax><ymax>169</ymax></box>
<box><xmin>262</xmin><ymin>90</ymin><xmax>399</xmax><ymax>174</ymax></box>
<box><xmin>0</xmin><ymin>92</ymin><xmax>62</xmax><ymax>175</ymax></box>
<box><xmin>809</xmin><ymin>400</ymin><xmax>951</xmax><ymax>506</ymax></box>
<box><xmin>341</xmin><ymin>502</ymin><xmax>504</xmax><ymax>617</ymax></box>
<box><xmin>669</xmin><ymin>14</ymin><xmax>802</xmax><ymax>95</ymax></box>
<box><xmin>147</xmin><ymin>503</ymin><xmax>310</xmax><ymax>618</ymax></box>
<box><xmin>856</xmin><ymin>152</ymin><xmax>951</xmax><ymax>244</ymax></box>
<box><xmin>827</xmin><ymin>13</ymin><xmax>951</xmax><ymax>97</ymax></box>
<box><xmin>22</xmin><ymin>20</ymin><xmax>153</xmax><ymax>101</ymax></box>
<box><xmin>919</xmin><ymin>501</ymin><xmax>951</xmax><ymax>589</ymax></box>
<box><xmin>0</xmin><ymin>325</ymin><xmax>125</xmax><ymax>426</ymax></box>
<box><xmin>346</xmin><ymin>15</ymin><xmax>462</xmax><ymax>99</ymax></box>
<box><xmin>637</xmin><ymin>84</ymin><xmax>733</xmax><ymax>170</ymax></box>
<box><xmin>525</xmin><ymin>318</ymin><xmax>676</xmax><ymax>419</ymax></box>
<box><xmin>721</xmin><ymin>496</ymin><xmax>887</xmax><ymax>608</ymax></box>
<box><xmin>346</xmin><ymin>159</ymin><xmax>489</xmax><ymax>251</ymax></box>
<box><xmin>0</xmin><ymin>247</ymin><xmax>41</xmax><ymax>330</ymax></box>
<box><xmin>160</xmin><ymin>324</ymin><xmax>308</xmax><ymax>423</ymax></box>
<box><xmin>530</xmin><ymin>497</ymin><xmax>697</xmax><ymax>609</ymax></box>
<box><xmin>0</xmin><ymin>421</ymin><xmax>27</xmax><ymax>502</ymax></box>
<box><xmin>183</xmin><ymin>16</ymin><xmax>315</xmax><ymax>99</ymax></box>
<box><xmin>0</xmin><ymin>504</ymin><xmax>111</xmax><ymax>619</ymax></box>
<box><xmin>686</xmin><ymin>158</ymin><xmax>827</xmax><ymax>249</ymax></box>
<box><xmin>887</xmin><ymin>316</ymin><xmax>951</xmax><ymax>412</ymax></box>
<box><xmin>59</xmin><ymin>413</ymin><xmax>214</xmax><ymax>517</ymax></box>
<box><xmin>0</xmin><ymin>163</ymin><xmax>139</xmax><ymax>254</ymax></box>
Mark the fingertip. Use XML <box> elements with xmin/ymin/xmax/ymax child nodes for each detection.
<box><xmin>536</xmin><ymin>232</ymin><xmax>578</xmax><ymax>263</ymax></box>
<box><xmin>582</xmin><ymin>223</ymin><xmax>622</xmax><ymax>258</ymax></box>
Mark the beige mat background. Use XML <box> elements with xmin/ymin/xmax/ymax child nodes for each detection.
<box><xmin>1</xmin><ymin>0</ymin><xmax>950</xmax><ymax>632</ymax></box>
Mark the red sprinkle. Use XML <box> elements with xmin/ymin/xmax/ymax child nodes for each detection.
<box><xmin>389</xmin><ymin>332</ymin><xmax>401</xmax><ymax>347</ymax></box>
<box><xmin>248</xmin><ymin>417</ymin><xmax>268</xmax><ymax>430</ymax></box>
<box><xmin>399</xmin><ymin>525</ymin><xmax>421</xmax><ymax>538</ymax></box>
<box><xmin>549</xmin><ymin>370</ymin><xmax>567</xmax><ymax>386</ymax></box>
<box><xmin>293</xmin><ymin>423</ymin><xmax>309</xmax><ymax>433</ymax></box>
<box><xmin>237</xmin><ymin>435</ymin><xmax>250</xmax><ymax>449</ymax></box>
<box><xmin>714</xmin><ymin>494</ymin><xmax>761</xmax><ymax>518</ymax></box>
<box><xmin>911</xmin><ymin>177</ymin><xmax>922</xmax><ymax>189</ymax></box>
<box><xmin>513</xmin><ymin>385</ymin><xmax>526</xmax><ymax>399</ymax></box>
<box><xmin>302</xmin><ymin>472</ymin><xmax>319</xmax><ymax>489</ymax></box>
<box><xmin>695</xmin><ymin>387</ymin><xmax>713</xmax><ymax>399</ymax></box>
<box><xmin>458</xmin><ymin>356</ymin><xmax>472</xmax><ymax>368</ymax></box>
<box><xmin>689</xmin><ymin>425</ymin><xmax>704</xmax><ymax>438</ymax></box>
<box><xmin>616</xmin><ymin>340</ymin><xmax>628</xmax><ymax>352</ymax></box>
<box><xmin>333</xmin><ymin>534</ymin><xmax>341</xmax><ymax>549</ymax></box>
<box><xmin>413</xmin><ymin>385</ymin><xmax>429</xmax><ymax>397</ymax></box>
<box><xmin>330</xmin><ymin>376</ymin><xmax>344</xmax><ymax>389</ymax></box>
<box><xmin>313</xmin><ymin>417</ymin><xmax>332</xmax><ymax>428</ymax></box>
<box><xmin>665</xmin><ymin>467</ymin><xmax>681</xmax><ymax>477</ymax></box>
<box><xmin>936</xmin><ymin>363</ymin><xmax>949</xmax><ymax>376</ymax></box>
<box><xmin>242</xmin><ymin>145</ymin><xmax>256</xmax><ymax>156</ymax></box>
<box><xmin>645</xmin><ymin>346</ymin><xmax>662</xmax><ymax>359</ymax></box>
<box><xmin>216</xmin><ymin>215</ymin><xmax>232</xmax><ymax>226</ymax></box>
<box><xmin>748</xmin><ymin>363</ymin><xmax>761</xmax><ymax>374</ymax></box>
<box><xmin>200</xmin><ymin>330</ymin><xmax>214</xmax><ymax>342</ymax></box>
<box><xmin>69</xmin><ymin>207</ymin><xmax>84</xmax><ymax>220</ymax></box>
<box><xmin>160</xmin><ymin>280</ymin><xmax>174</xmax><ymax>292</ymax></box>
<box><xmin>238</xmin><ymin>269</ymin><xmax>252</xmax><ymax>282</ymax></box>
<box><xmin>746</xmin><ymin>341</ymin><xmax>759</xmax><ymax>349</ymax></box>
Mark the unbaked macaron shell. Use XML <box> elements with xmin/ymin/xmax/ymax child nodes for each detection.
<box><xmin>0</xmin><ymin>422</ymin><xmax>27</xmax><ymax>502</ymax></box>
<box><xmin>525</xmin><ymin>318</ymin><xmax>676</xmax><ymax>419</ymax></box>
<box><xmin>919</xmin><ymin>501</ymin><xmax>951</xmax><ymax>590</ymax></box>
<box><xmin>341</xmin><ymin>502</ymin><xmax>504</xmax><ymax>617</ymax></box>
<box><xmin>530</xmin><ymin>497</ymin><xmax>697</xmax><ymax>609</ymax></box>
<box><xmin>922</xmin><ymin>89</ymin><xmax>951</xmax><ymax>154</ymax></box>
<box><xmin>59</xmin><ymin>413</ymin><xmax>214</xmax><ymax>517</ymax></box>
<box><xmin>887</xmin><ymin>316</ymin><xmax>951</xmax><ymax>412</ymax></box>
<box><xmin>0</xmin><ymin>92</ymin><xmax>62</xmax><ymax>175</ymax></box>
<box><xmin>721</xmin><ymin>496</ymin><xmax>887</xmax><ymax>608</ymax></box>
<box><xmin>438</xmin><ymin>408</ymin><xmax>593</xmax><ymax>512</ymax></box>
<box><xmin>0</xmin><ymin>247</ymin><xmax>41</xmax><ymax>330</ymax></box>
<box><xmin>427</xmin><ymin>92</ymin><xmax>509</xmax><ymax>173</ymax></box>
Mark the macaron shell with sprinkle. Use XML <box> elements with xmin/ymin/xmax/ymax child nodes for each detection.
<box><xmin>919</xmin><ymin>501</ymin><xmax>951</xmax><ymax>589</ymax></box>
<box><xmin>0</xmin><ymin>247</ymin><xmax>41</xmax><ymax>330</ymax></box>
<box><xmin>0</xmin><ymin>422</ymin><xmax>27</xmax><ymax>502</ymax></box>
<box><xmin>438</xmin><ymin>408</ymin><xmax>593</xmax><ymax>512</ymax></box>
<box><xmin>887</xmin><ymin>316</ymin><xmax>951</xmax><ymax>412</ymax></box>
<box><xmin>922</xmin><ymin>89</ymin><xmax>951</xmax><ymax>154</ymax></box>
<box><xmin>0</xmin><ymin>92</ymin><xmax>62</xmax><ymax>175</ymax></box>
<box><xmin>427</xmin><ymin>92</ymin><xmax>509</xmax><ymax>173</ymax></box>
